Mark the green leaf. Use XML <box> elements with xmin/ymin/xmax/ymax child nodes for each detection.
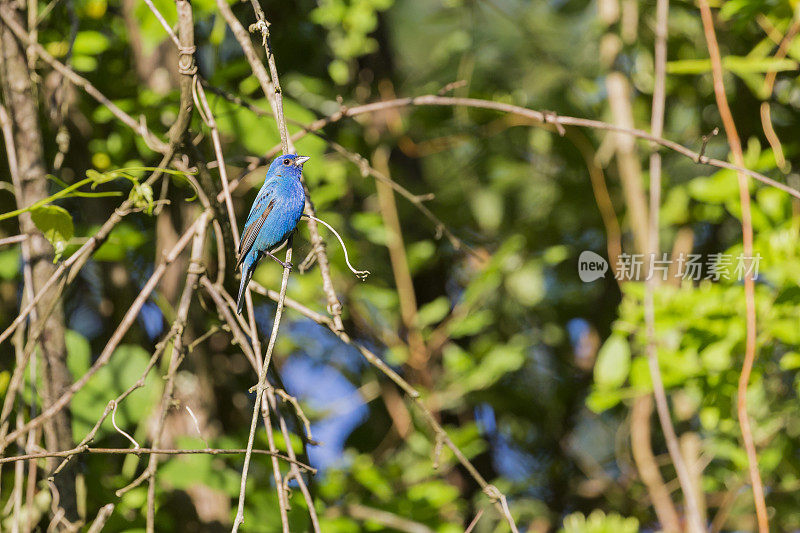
<box><xmin>93</xmin><ymin>223</ymin><xmax>147</xmax><ymax>261</ymax></box>
<box><xmin>561</xmin><ymin>510</ymin><xmax>639</xmax><ymax>533</ymax></box>
<box><xmin>71</xmin><ymin>345</ymin><xmax>160</xmax><ymax>438</ymax></box>
<box><xmin>350</xmin><ymin>212</ymin><xmax>386</xmax><ymax>245</ymax></box>
<box><xmin>594</xmin><ymin>335</ymin><xmax>631</xmax><ymax>389</ymax></box>
<box><xmin>415</xmin><ymin>296</ymin><xmax>450</xmax><ymax>328</ymax></box>
<box><xmin>505</xmin><ymin>261</ymin><xmax>544</xmax><ymax>306</ymax></box>
<box><xmin>687</xmin><ymin>171</ymin><xmax>740</xmax><ymax>204</ymax></box>
<box><xmin>470</xmin><ymin>189</ymin><xmax>504</xmax><ymax>233</ymax></box>
<box><xmin>31</xmin><ymin>205</ymin><xmax>73</xmax><ymax>261</ymax></box>
<box><xmin>462</xmin><ymin>341</ymin><xmax>526</xmax><ymax>391</ymax></box>
<box><xmin>780</xmin><ymin>351</ymin><xmax>800</xmax><ymax>371</ymax></box>
<box><xmin>446</xmin><ymin>309</ymin><xmax>493</xmax><ymax>338</ymax></box>
<box><xmin>586</xmin><ymin>389</ymin><xmax>625</xmax><ymax>413</ymax></box>
<box><xmin>0</xmin><ymin>248</ymin><xmax>20</xmax><ymax>280</ymax></box>
<box><xmin>72</xmin><ymin>31</ymin><xmax>110</xmax><ymax>56</ymax></box>
<box><xmin>700</xmin><ymin>341</ymin><xmax>733</xmax><ymax>372</ymax></box>
<box><xmin>66</xmin><ymin>330</ymin><xmax>91</xmax><ymax>377</ymax></box>
<box><xmin>666</xmin><ymin>56</ymin><xmax>798</xmax><ymax>74</ymax></box>
<box><xmin>407</xmin><ymin>240</ymin><xmax>435</xmax><ymax>274</ymax></box>
<box><xmin>0</xmin><ymin>371</ymin><xmax>9</xmax><ymax>397</ymax></box>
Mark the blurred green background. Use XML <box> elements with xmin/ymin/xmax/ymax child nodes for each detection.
<box><xmin>3</xmin><ymin>0</ymin><xmax>800</xmax><ymax>531</ymax></box>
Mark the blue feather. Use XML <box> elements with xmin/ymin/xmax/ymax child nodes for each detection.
<box><xmin>236</xmin><ymin>154</ymin><xmax>308</xmax><ymax>314</ymax></box>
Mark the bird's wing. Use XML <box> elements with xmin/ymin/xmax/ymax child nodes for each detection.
<box><xmin>237</xmin><ymin>195</ymin><xmax>276</xmax><ymax>269</ymax></box>
<box><xmin>243</xmin><ymin>184</ymin><xmax>274</xmax><ymax>227</ymax></box>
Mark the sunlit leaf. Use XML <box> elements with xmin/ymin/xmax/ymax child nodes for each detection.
<box><xmin>594</xmin><ymin>334</ymin><xmax>630</xmax><ymax>389</ymax></box>
<box><xmin>31</xmin><ymin>205</ymin><xmax>73</xmax><ymax>261</ymax></box>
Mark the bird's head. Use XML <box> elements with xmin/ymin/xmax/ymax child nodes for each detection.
<box><xmin>268</xmin><ymin>154</ymin><xmax>310</xmax><ymax>180</ymax></box>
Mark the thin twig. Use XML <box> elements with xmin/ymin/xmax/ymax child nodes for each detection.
<box><xmin>192</xmin><ymin>77</ymin><xmax>240</xmax><ymax>248</ymax></box>
<box><xmin>199</xmin><ymin>278</ymin><xmax>258</xmax><ymax>369</ymax></box>
<box><xmin>759</xmin><ymin>17</ymin><xmax>800</xmax><ymax>173</ymax></box>
<box><xmin>346</xmin><ymin>503</ymin><xmax>433</xmax><ymax>533</ymax></box>
<box><xmin>144</xmin><ymin>211</ymin><xmax>210</xmax><ymax>533</ymax></box>
<box><xmin>698</xmin><ymin>2</ymin><xmax>769</xmax><ymax>531</ymax></box>
<box><xmin>464</xmin><ymin>508</ymin><xmax>484</xmax><ymax>533</ymax></box>
<box><xmin>301</xmin><ymin>215</ymin><xmax>369</xmax><ymax>279</ymax></box>
<box><xmin>275</xmin><ymin>388</ymin><xmax>315</xmax><ymax>444</ymax></box>
<box><xmin>643</xmin><ymin>0</ymin><xmax>704</xmax><ymax>531</ymax></box>
<box><xmin>266</xmin><ymin>389</ymin><xmax>320</xmax><ymax>532</ymax></box>
<box><xmin>264</xmin><ymin>95</ymin><xmax>800</xmax><ymax>200</ymax></box>
<box><xmin>232</xmin><ymin>244</ymin><xmax>293</xmax><ymax>532</ymax></box>
<box><xmin>110</xmin><ymin>401</ymin><xmax>140</xmax><ymax>450</ymax></box>
<box><xmin>0</xmin><ymin>448</ymin><xmax>315</xmax><ymax>471</ymax></box>
<box><xmin>258</xmin><ymin>394</ymin><xmax>291</xmax><ymax>531</ymax></box>
<box><xmin>86</xmin><ymin>504</ymin><xmax>115</xmax><ymax>533</ymax></box>
<box><xmin>141</xmin><ymin>0</ymin><xmax>179</xmax><ymax>47</ymax></box>
<box><xmin>0</xmin><ymin>234</ymin><xmax>26</xmax><ymax>246</ymax></box>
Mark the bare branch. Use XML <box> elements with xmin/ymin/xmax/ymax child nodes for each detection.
<box><xmin>86</xmin><ymin>504</ymin><xmax>115</xmax><ymax>533</ymax></box>
<box><xmin>0</xmin><ymin>234</ymin><xmax>26</xmax><ymax>246</ymax></box>
<box><xmin>0</xmin><ymin>448</ymin><xmax>315</xmax><ymax>472</ymax></box>
<box><xmin>641</xmin><ymin>0</ymin><xmax>704</xmax><ymax>531</ymax></box>
<box><xmin>698</xmin><ymin>2</ymin><xmax>769</xmax><ymax>530</ymax></box>
<box><xmin>232</xmin><ymin>243</ymin><xmax>293</xmax><ymax>532</ymax></box>
<box><xmin>265</xmin><ymin>389</ymin><xmax>320</xmax><ymax>533</ymax></box>
<box><xmin>144</xmin><ymin>210</ymin><xmax>210</xmax><ymax>533</ymax></box>
<box><xmin>268</xmin><ymin>95</ymin><xmax>800</xmax><ymax>200</ymax></box>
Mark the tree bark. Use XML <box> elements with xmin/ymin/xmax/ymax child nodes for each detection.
<box><xmin>0</xmin><ymin>1</ymin><xmax>78</xmax><ymax>525</ymax></box>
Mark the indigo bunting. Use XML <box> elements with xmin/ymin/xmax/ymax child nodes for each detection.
<box><xmin>236</xmin><ymin>154</ymin><xmax>309</xmax><ymax>314</ymax></box>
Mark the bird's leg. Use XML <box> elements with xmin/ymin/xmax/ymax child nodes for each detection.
<box><xmin>265</xmin><ymin>250</ymin><xmax>293</xmax><ymax>270</ymax></box>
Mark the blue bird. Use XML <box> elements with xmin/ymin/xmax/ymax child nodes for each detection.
<box><xmin>236</xmin><ymin>154</ymin><xmax>309</xmax><ymax>314</ymax></box>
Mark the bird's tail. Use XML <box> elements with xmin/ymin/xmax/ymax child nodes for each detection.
<box><xmin>236</xmin><ymin>265</ymin><xmax>253</xmax><ymax>315</ymax></box>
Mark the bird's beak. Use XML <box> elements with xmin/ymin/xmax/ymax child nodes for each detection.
<box><xmin>294</xmin><ymin>155</ymin><xmax>310</xmax><ymax>166</ymax></box>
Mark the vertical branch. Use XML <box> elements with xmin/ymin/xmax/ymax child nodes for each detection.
<box><xmin>697</xmin><ymin>3</ymin><xmax>769</xmax><ymax>530</ymax></box>
<box><xmin>565</xmin><ymin>129</ymin><xmax>624</xmax><ymax>281</ymax></box>
<box><xmin>144</xmin><ymin>210</ymin><xmax>210</xmax><ymax>533</ymax></box>
<box><xmin>0</xmin><ymin>3</ymin><xmax>78</xmax><ymax>523</ymax></box>
<box><xmin>193</xmin><ymin>77</ymin><xmax>264</xmax><ymax>356</ymax></box>
<box><xmin>372</xmin><ymin>147</ymin><xmax>429</xmax><ymax>379</ymax></box>
<box><xmin>11</xmin><ymin>318</ymin><xmax>27</xmax><ymax>533</ymax></box>
<box><xmin>246</xmin><ymin>1</ymin><xmax>289</xmax><ymax>155</ymax></box>
<box><xmin>257</xmin><ymin>396</ymin><xmax>291</xmax><ymax>532</ymax></box>
<box><xmin>211</xmin><ymin>6</ymin><xmax>298</xmax><ymax>528</ymax></box>
<box><xmin>265</xmin><ymin>389</ymin><xmax>321</xmax><ymax>533</ymax></box>
<box><xmin>193</xmin><ymin>80</ymin><xmax>240</xmax><ymax>248</ymax></box>
<box><xmin>630</xmin><ymin>396</ymin><xmax>681</xmax><ymax>532</ymax></box>
<box><xmin>759</xmin><ymin>18</ymin><xmax>799</xmax><ymax>173</ymax></box>
<box><xmin>232</xmin><ymin>245</ymin><xmax>293</xmax><ymax>533</ymax></box>
<box><xmin>605</xmin><ymin>72</ymin><xmax>650</xmax><ymax>255</ymax></box>
<box><xmin>644</xmin><ymin>0</ymin><xmax>704</xmax><ymax>531</ymax></box>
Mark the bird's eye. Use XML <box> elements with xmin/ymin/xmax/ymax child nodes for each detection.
<box><xmin>282</xmin><ymin>159</ymin><xmax>291</xmax><ymax>166</ymax></box>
